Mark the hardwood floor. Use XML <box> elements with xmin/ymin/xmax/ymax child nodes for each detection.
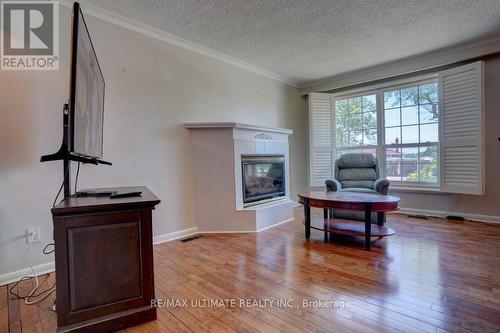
<box><xmin>1</xmin><ymin>208</ymin><xmax>499</xmax><ymax>333</ymax></box>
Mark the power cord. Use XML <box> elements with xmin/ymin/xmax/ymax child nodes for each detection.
<box><xmin>8</xmin><ymin>236</ymin><xmax>56</xmax><ymax>305</ymax></box>
<box><xmin>52</xmin><ymin>166</ymin><xmax>69</xmax><ymax>207</ymax></box>
<box><xmin>53</xmin><ymin>162</ymin><xmax>83</xmax><ymax>206</ymax></box>
<box><xmin>43</xmin><ymin>243</ymin><xmax>55</xmax><ymax>255</ymax></box>
<box><xmin>74</xmin><ymin>162</ymin><xmax>81</xmax><ymax>194</ymax></box>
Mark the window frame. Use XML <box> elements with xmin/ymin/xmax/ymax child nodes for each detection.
<box><xmin>381</xmin><ymin>78</ymin><xmax>440</xmax><ymax>188</ymax></box>
<box><xmin>330</xmin><ymin>77</ymin><xmax>440</xmax><ymax>189</ymax></box>
<box><xmin>332</xmin><ymin>91</ymin><xmax>379</xmax><ymax>153</ymax></box>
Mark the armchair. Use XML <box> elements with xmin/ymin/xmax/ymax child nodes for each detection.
<box><xmin>325</xmin><ymin>153</ymin><xmax>390</xmax><ymax>224</ymax></box>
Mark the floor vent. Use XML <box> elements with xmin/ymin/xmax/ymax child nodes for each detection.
<box><xmin>407</xmin><ymin>214</ymin><xmax>429</xmax><ymax>220</ymax></box>
<box><xmin>447</xmin><ymin>215</ymin><xmax>465</xmax><ymax>221</ymax></box>
<box><xmin>446</xmin><ymin>215</ymin><xmax>465</xmax><ymax>223</ymax></box>
<box><xmin>180</xmin><ymin>235</ymin><xmax>202</xmax><ymax>243</ymax></box>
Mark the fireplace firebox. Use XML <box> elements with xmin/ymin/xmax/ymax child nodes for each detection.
<box><xmin>241</xmin><ymin>155</ymin><xmax>285</xmax><ymax>206</ymax></box>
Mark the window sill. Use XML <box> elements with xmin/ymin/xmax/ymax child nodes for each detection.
<box><xmin>389</xmin><ymin>186</ymin><xmax>449</xmax><ymax>195</ymax></box>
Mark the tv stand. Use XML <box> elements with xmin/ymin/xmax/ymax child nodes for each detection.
<box><xmin>52</xmin><ymin>186</ymin><xmax>160</xmax><ymax>332</ymax></box>
<box><xmin>40</xmin><ymin>103</ymin><xmax>111</xmax><ymax>198</ymax></box>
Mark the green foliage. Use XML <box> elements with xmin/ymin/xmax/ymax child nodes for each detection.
<box><xmin>405</xmin><ymin>163</ymin><xmax>438</xmax><ymax>182</ymax></box>
<box><xmin>384</xmin><ymin>83</ymin><xmax>439</xmax><ymax>119</ymax></box>
<box><xmin>405</xmin><ymin>146</ymin><xmax>438</xmax><ymax>182</ymax></box>
<box><xmin>335</xmin><ymin>94</ymin><xmax>377</xmax><ymax>148</ymax></box>
<box><xmin>336</xmin><ymin>84</ymin><xmax>438</xmax><ymax>149</ymax></box>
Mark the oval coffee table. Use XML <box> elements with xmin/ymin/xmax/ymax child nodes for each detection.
<box><xmin>297</xmin><ymin>191</ymin><xmax>400</xmax><ymax>250</ymax></box>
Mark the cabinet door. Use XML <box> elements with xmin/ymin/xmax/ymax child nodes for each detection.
<box><xmin>54</xmin><ymin>209</ymin><xmax>154</xmax><ymax>326</ymax></box>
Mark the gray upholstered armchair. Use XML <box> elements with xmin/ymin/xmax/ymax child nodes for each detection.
<box><xmin>325</xmin><ymin>153</ymin><xmax>389</xmax><ymax>224</ymax></box>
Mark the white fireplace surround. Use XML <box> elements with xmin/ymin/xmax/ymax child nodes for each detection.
<box><xmin>185</xmin><ymin>122</ymin><xmax>295</xmax><ymax>232</ymax></box>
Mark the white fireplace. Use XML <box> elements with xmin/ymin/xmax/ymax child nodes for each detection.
<box><xmin>185</xmin><ymin>122</ymin><xmax>294</xmax><ymax>232</ymax></box>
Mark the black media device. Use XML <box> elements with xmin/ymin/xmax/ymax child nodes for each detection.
<box><xmin>41</xmin><ymin>2</ymin><xmax>111</xmax><ymax>198</ymax></box>
<box><xmin>110</xmin><ymin>191</ymin><xmax>143</xmax><ymax>199</ymax></box>
<box><xmin>69</xmin><ymin>1</ymin><xmax>105</xmax><ymax>159</ymax></box>
<box><xmin>75</xmin><ymin>190</ymin><xmax>116</xmax><ymax>197</ymax></box>
<box><xmin>75</xmin><ymin>190</ymin><xmax>142</xmax><ymax>199</ymax></box>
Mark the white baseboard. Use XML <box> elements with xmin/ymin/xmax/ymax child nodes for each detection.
<box><xmin>451</xmin><ymin>212</ymin><xmax>500</xmax><ymax>224</ymax></box>
<box><xmin>0</xmin><ymin>261</ymin><xmax>55</xmax><ymax>287</ymax></box>
<box><xmin>395</xmin><ymin>207</ymin><xmax>447</xmax><ymax>218</ymax></box>
<box><xmin>188</xmin><ymin>218</ymin><xmax>296</xmax><ymax>234</ymax></box>
<box><xmin>257</xmin><ymin>218</ymin><xmax>295</xmax><ymax>232</ymax></box>
<box><xmin>394</xmin><ymin>207</ymin><xmax>500</xmax><ymax>224</ymax></box>
<box><xmin>153</xmin><ymin>227</ymin><xmax>199</xmax><ymax>245</ymax></box>
<box><xmin>197</xmin><ymin>230</ymin><xmax>257</xmax><ymax>234</ymax></box>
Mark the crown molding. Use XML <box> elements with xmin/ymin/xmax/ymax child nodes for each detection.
<box><xmin>300</xmin><ymin>36</ymin><xmax>500</xmax><ymax>94</ymax></box>
<box><xmin>55</xmin><ymin>1</ymin><xmax>500</xmax><ymax>92</ymax></box>
<box><xmin>57</xmin><ymin>0</ymin><xmax>298</xmax><ymax>87</ymax></box>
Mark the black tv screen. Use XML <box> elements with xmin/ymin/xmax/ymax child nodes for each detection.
<box><xmin>69</xmin><ymin>2</ymin><xmax>105</xmax><ymax>159</ymax></box>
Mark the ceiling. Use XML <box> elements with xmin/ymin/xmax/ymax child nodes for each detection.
<box><xmin>85</xmin><ymin>0</ymin><xmax>500</xmax><ymax>87</ymax></box>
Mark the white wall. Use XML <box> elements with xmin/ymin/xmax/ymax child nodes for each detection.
<box><xmin>0</xmin><ymin>6</ymin><xmax>307</xmax><ymax>279</ymax></box>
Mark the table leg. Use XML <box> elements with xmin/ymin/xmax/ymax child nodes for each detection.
<box><xmin>329</xmin><ymin>209</ymin><xmax>334</xmax><ymax>241</ymax></box>
<box><xmin>365</xmin><ymin>204</ymin><xmax>372</xmax><ymax>251</ymax></box>
<box><xmin>304</xmin><ymin>200</ymin><xmax>311</xmax><ymax>239</ymax></box>
<box><xmin>323</xmin><ymin>209</ymin><xmax>328</xmax><ymax>241</ymax></box>
<box><xmin>377</xmin><ymin>212</ymin><xmax>385</xmax><ymax>226</ymax></box>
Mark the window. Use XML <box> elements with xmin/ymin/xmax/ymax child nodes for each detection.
<box><xmin>383</xmin><ymin>82</ymin><xmax>439</xmax><ymax>185</ymax></box>
<box><xmin>334</xmin><ymin>93</ymin><xmax>377</xmax><ymax>159</ymax></box>
<box><xmin>309</xmin><ymin>61</ymin><xmax>484</xmax><ymax>194</ymax></box>
<box><xmin>311</xmin><ymin>79</ymin><xmax>440</xmax><ymax>188</ymax></box>
<box><xmin>330</xmin><ymin>81</ymin><xmax>439</xmax><ymax>187</ymax></box>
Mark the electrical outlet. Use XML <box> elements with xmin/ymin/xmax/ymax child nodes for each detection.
<box><xmin>26</xmin><ymin>227</ymin><xmax>41</xmax><ymax>244</ymax></box>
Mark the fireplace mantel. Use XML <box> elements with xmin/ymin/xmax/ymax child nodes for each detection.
<box><xmin>185</xmin><ymin>122</ymin><xmax>294</xmax><ymax>232</ymax></box>
<box><xmin>184</xmin><ymin>122</ymin><xmax>293</xmax><ymax>135</ymax></box>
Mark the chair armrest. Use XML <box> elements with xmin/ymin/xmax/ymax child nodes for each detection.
<box><xmin>325</xmin><ymin>179</ymin><xmax>342</xmax><ymax>192</ymax></box>
<box><xmin>373</xmin><ymin>178</ymin><xmax>390</xmax><ymax>195</ymax></box>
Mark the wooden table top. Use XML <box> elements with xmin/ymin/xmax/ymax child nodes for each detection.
<box><xmin>52</xmin><ymin>186</ymin><xmax>161</xmax><ymax>216</ymax></box>
<box><xmin>297</xmin><ymin>191</ymin><xmax>400</xmax><ymax>212</ymax></box>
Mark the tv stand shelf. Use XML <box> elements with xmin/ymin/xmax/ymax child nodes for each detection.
<box><xmin>52</xmin><ymin>186</ymin><xmax>160</xmax><ymax>332</ymax></box>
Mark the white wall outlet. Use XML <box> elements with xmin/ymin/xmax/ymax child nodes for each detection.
<box><xmin>26</xmin><ymin>227</ymin><xmax>41</xmax><ymax>244</ymax></box>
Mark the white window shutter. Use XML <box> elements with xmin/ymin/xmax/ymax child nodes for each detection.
<box><xmin>439</xmin><ymin>61</ymin><xmax>484</xmax><ymax>195</ymax></box>
<box><xmin>309</xmin><ymin>93</ymin><xmax>334</xmax><ymax>187</ymax></box>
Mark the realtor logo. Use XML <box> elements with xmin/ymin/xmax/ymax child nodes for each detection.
<box><xmin>1</xmin><ymin>1</ymin><xmax>59</xmax><ymax>70</ymax></box>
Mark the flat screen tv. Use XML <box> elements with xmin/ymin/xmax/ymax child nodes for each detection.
<box><xmin>69</xmin><ymin>2</ymin><xmax>105</xmax><ymax>159</ymax></box>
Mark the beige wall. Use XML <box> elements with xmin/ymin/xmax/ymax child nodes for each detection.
<box><xmin>0</xmin><ymin>6</ymin><xmax>307</xmax><ymax>278</ymax></box>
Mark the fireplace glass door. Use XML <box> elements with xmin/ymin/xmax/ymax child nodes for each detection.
<box><xmin>241</xmin><ymin>155</ymin><xmax>285</xmax><ymax>205</ymax></box>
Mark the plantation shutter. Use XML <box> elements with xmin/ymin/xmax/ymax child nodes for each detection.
<box><xmin>439</xmin><ymin>61</ymin><xmax>484</xmax><ymax>194</ymax></box>
<box><xmin>309</xmin><ymin>93</ymin><xmax>334</xmax><ymax>187</ymax></box>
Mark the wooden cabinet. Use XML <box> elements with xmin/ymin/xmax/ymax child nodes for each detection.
<box><xmin>52</xmin><ymin>186</ymin><xmax>160</xmax><ymax>332</ymax></box>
